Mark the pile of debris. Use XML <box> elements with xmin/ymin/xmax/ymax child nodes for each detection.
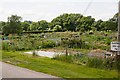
<box><xmin>88</xmin><ymin>49</ymin><xmax>115</xmax><ymax>59</ymax></box>
<box><xmin>88</xmin><ymin>49</ymin><xmax>106</xmax><ymax>58</ymax></box>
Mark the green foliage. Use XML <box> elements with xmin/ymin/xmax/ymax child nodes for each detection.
<box><xmin>2</xmin><ymin>41</ymin><xmax>9</xmax><ymax>50</ymax></box>
<box><xmin>29</xmin><ymin>20</ymin><xmax>49</xmax><ymax>31</ymax></box>
<box><xmin>2</xmin><ymin>30</ymin><xmax>116</xmax><ymax>51</ymax></box>
<box><xmin>53</xmin><ymin>54</ymin><xmax>74</xmax><ymax>63</ymax></box>
<box><xmin>53</xmin><ymin>25</ymin><xmax>62</xmax><ymax>32</ymax></box>
<box><xmin>2</xmin><ymin>36</ymin><xmax>56</xmax><ymax>51</ymax></box>
<box><xmin>61</xmin><ymin>37</ymin><xmax>90</xmax><ymax>49</ymax></box>
<box><xmin>2</xmin><ymin>50</ymin><xmax>118</xmax><ymax>78</ymax></box>
<box><xmin>37</xmin><ymin>20</ymin><xmax>49</xmax><ymax>30</ymax></box>
<box><xmin>3</xmin><ymin>15</ymin><xmax>22</xmax><ymax>35</ymax></box>
<box><xmin>21</xmin><ymin>21</ymin><xmax>30</xmax><ymax>31</ymax></box>
<box><xmin>104</xmin><ymin>37</ymin><xmax>112</xmax><ymax>45</ymax></box>
<box><xmin>29</xmin><ymin>22</ymin><xmax>38</xmax><ymax>31</ymax></box>
<box><xmin>54</xmin><ymin>53</ymin><xmax>119</xmax><ymax>70</ymax></box>
<box><xmin>80</xmin><ymin>31</ymin><xmax>115</xmax><ymax>50</ymax></box>
<box><xmin>87</xmin><ymin>58</ymin><xmax>104</xmax><ymax>69</ymax></box>
<box><xmin>86</xmin><ymin>58</ymin><xmax>119</xmax><ymax>70</ymax></box>
<box><xmin>23</xmin><ymin>30</ymin><xmax>54</xmax><ymax>34</ymax></box>
<box><xmin>0</xmin><ymin>21</ymin><xmax>6</xmax><ymax>31</ymax></box>
<box><xmin>1</xmin><ymin>13</ymin><xmax>118</xmax><ymax>33</ymax></box>
<box><xmin>40</xmin><ymin>40</ymin><xmax>56</xmax><ymax>48</ymax></box>
<box><xmin>100</xmin><ymin>21</ymin><xmax>117</xmax><ymax>31</ymax></box>
<box><xmin>54</xmin><ymin>53</ymin><xmax>88</xmax><ymax>65</ymax></box>
<box><xmin>50</xmin><ymin>13</ymin><xmax>95</xmax><ymax>32</ymax></box>
<box><xmin>92</xmin><ymin>19</ymin><xmax>103</xmax><ymax>31</ymax></box>
<box><xmin>50</xmin><ymin>13</ymin><xmax>117</xmax><ymax>32</ymax></box>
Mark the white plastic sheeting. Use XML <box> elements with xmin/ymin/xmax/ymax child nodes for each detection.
<box><xmin>24</xmin><ymin>51</ymin><xmax>64</xmax><ymax>58</ymax></box>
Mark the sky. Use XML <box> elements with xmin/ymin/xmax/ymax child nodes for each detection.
<box><xmin>0</xmin><ymin>0</ymin><xmax>119</xmax><ymax>22</ymax></box>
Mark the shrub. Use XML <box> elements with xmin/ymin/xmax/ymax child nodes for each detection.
<box><xmin>61</xmin><ymin>38</ymin><xmax>90</xmax><ymax>49</ymax></box>
<box><xmin>2</xmin><ymin>41</ymin><xmax>16</xmax><ymax>51</ymax></box>
<box><xmin>2</xmin><ymin>41</ymin><xmax>9</xmax><ymax>50</ymax></box>
<box><xmin>41</xmin><ymin>40</ymin><xmax>56</xmax><ymax>48</ymax></box>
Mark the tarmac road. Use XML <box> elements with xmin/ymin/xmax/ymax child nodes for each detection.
<box><xmin>0</xmin><ymin>62</ymin><xmax>58</xmax><ymax>78</ymax></box>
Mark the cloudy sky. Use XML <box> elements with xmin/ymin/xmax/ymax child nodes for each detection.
<box><xmin>0</xmin><ymin>0</ymin><xmax>119</xmax><ymax>22</ymax></box>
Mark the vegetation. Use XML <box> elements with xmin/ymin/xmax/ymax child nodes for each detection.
<box><xmin>2</xmin><ymin>15</ymin><xmax>22</xmax><ymax>35</ymax></box>
<box><xmin>2</xmin><ymin>37</ymin><xmax>56</xmax><ymax>51</ymax></box>
<box><xmin>0</xmin><ymin>13</ymin><xmax>119</xmax><ymax>78</ymax></box>
<box><xmin>54</xmin><ymin>53</ymin><xmax>119</xmax><ymax>70</ymax></box>
<box><xmin>2</xmin><ymin>31</ymin><xmax>116</xmax><ymax>51</ymax></box>
<box><xmin>1</xmin><ymin>50</ymin><xmax>118</xmax><ymax>78</ymax></box>
<box><xmin>0</xmin><ymin>13</ymin><xmax>118</xmax><ymax>35</ymax></box>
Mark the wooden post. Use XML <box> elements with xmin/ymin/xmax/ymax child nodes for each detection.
<box><xmin>118</xmin><ymin>1</ymin><xmax>120</xmax><ymax>55</ymax></box>
<box><xmin>65</xmin><ymin>47</ymin><xmax>68</xmax><ymax>56</ymax></box>
<box><xmin>117</xmin><ymin>0</ymin><xmax>120</xmax><ymax>76</ymax></box>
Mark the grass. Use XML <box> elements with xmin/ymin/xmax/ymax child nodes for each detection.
<box><xmin>0</xmin><ymin>50</ymin><xmax>2</xmax><ymax>61</ymax></box>
<box><xmin>1</xmin><ymin>50</ymin><xmax>119</xmax><ymax>78</ymax></box>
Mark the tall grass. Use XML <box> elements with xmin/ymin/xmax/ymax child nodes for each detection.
<box><xmin>54</xmin><ymin>54</ymin><xmax>119</xmax><ymax>70</ymax></box>
<box><xmin>87</xmin><ymin>58</ymin><xmax>119</xmax><ymax>70</ymax></box>
<box><xmin>53</xmin><ymin>53</ymin><xmax>88</xmax><ymax>65</ymax></box>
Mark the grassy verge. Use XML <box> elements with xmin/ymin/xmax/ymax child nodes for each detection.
<box><xmin>0</xmin><ymin>50</ymin><xmax>2</xmax><ymax>61</ymax></box>
<box><xmin>2</xmin><ymin>50</ymin><xmax>119</xmax><ymax>78</ymax></box>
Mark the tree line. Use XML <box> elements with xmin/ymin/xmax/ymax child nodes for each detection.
<box><xmin>0</xmin><ymin>13</ymin><xmax>118</xmax><ymax>35</ymax></box>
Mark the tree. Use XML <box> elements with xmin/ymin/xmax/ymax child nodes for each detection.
<box><xmin>37</xmin><ymin>20</ymin><xmax>49</xmax><ymax>30</ymax></box>
<box><xmin>76</xmin><ymin>16</ymin><xmax>95</xmax><ymax>31</ymax></box>
<box><xmin>53</xmin><ymin>25</ymin><xmax>62</xmax><ymax>32</ymax></box>
<box><xmin>21</xmin><ymin>21</ymin><xmax>30</xmax><ymax>31</ymax></box>
<box><xmin>29</xmin><ymin>22</ymin><xmax>38</xmax><ymax>31</ymax></box>
<box><xmin>92</xmin><ymin>19</ymin><xmax>103</xmax><ymax>31</ymax></box>
<box><xmin>3</xmin><ymin>15</ymin><xmax>22</xmax><ymax>35</ymax></box>
<box><xmin>50</xmin><ymin>13</ymin><xmax>95</xmax><ymax>32</ymax></box>
<box><xmin>50</xmin><ymin>13</ymin><xmax>83</xmax><ymax>31</ymax></box>
<box><xmin>100</xmin><ymin>21</ymin><xmax>117</xmax><ymax>31</ymax></box>
<box><xmin>0</xmin><ymin>21</ymin><xmax>6</xmax><ymax>31</ymax></box>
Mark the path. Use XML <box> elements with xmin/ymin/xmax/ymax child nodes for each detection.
<box><xmin>0</xmin><ymin>62</ymin><xmax>58</xmax><ymax>78</ymax></box>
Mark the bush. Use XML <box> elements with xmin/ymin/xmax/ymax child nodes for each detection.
<box><xmin>2</xmin><ymin>41</ymin><xmax>9</xmax><ymax>50</ymax></box>
<box><xmin>61</xmin><ymin>38</ymin><xmax>90</xmax><ymax>49</ymax></box>
<box><xmin>40</xmin><ymin>40</ymin><xmax>56</xmax><ymax>48</ymax></box>
<box><xmin>2</xmin><ymin>41</ymin><xmax>16</xmax><ymax>51</ymax></box>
